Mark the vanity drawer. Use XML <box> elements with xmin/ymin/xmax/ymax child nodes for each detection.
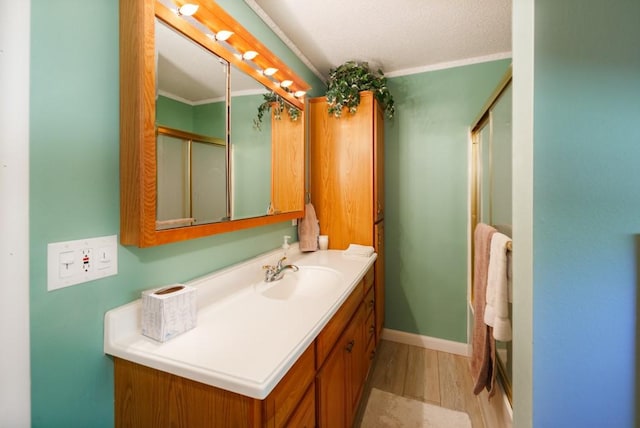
<box><xmin>315</xmin><ymin>280</ymin><xmax>364</xmax><ymax>367</ymax></box>
<box><xmin>363</xmin><ymin>267</ymin><xmax>374</xmax><ymax>293</ymax></box>
<box><xmin>364</xmin><ymin>286</ymin><xmax>375</xmax><ymax>317</ymax></box>
<box><xmin>264</xmin><ymin>344</ymin><xmax>315</xmax><ymax>428</ymax></box>
<box><xmin>365</xmin><ymin>308</ymin><xmax>375</xmax><ymax>345</ymax></box>
<box><xmin>365</xmin><ymin>327</ymin><xmax>377</xmax><ymax>372</ymax></box>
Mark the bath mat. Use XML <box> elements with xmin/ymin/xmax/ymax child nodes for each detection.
<box><xmin>361</xmin><ymin>388</ymin><xmax>472</xmax><ymax>428</ymax></box>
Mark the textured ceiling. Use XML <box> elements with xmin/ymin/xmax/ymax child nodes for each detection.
<box><xmin>246</xmin><ymin>0</ymin><xmax>512</xmax><ymax>80</ymax></box>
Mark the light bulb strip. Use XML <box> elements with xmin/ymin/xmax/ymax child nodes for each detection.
<box><xmin>157</xmin><ymin>1</ymin><xmax>308</xmax><ymax>109</ymax></box>
<box><xmin>215</xmin><ymin>30</ymin><xmax>233</xmax><ymax>41</ymax></box>
<box><xmin>168</xmin><ymin>0</ymin><xmax>310</xmax><ymax>96</ymax></box>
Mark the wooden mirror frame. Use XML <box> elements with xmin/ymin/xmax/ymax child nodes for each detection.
<box><xmin>120</xmin><ymin>0</ymin><xmax>309</xmax><ymax>247</ymax></box>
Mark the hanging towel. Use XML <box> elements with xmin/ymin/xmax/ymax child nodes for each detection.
<box><xmin>470</xmin><ymin>223</ymin><xmax>497</xmax><ymax>397</ymax></box>
<box><xmin>484</xmin><ymin>233</ymin><xmax>513</xmax><ymax>342</ymax></box>
<box><xmin>298</xmin><ymin>203</ymin><xmax>320</xmax><ymax>252</ymax></box>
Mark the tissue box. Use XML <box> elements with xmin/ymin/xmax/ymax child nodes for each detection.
<box><xmin>141</xmin><ymin>284</ymin><xmax>196</xmax><ymax>342</ymax></box>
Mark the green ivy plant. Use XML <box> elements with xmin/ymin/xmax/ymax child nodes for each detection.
<box><xmin>253</xmin><ymin>91</ymin><xmax>301</xmax><ymax>131</ymax></box>
<box><xmin>326</xmin><ymin>60</ymin><xmax>395</xmax><ymax>119</ymax></box>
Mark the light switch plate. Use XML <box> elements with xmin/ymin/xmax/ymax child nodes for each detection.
<box><xmin>47</xmin><ymin>235</ymin><xmax>118</xmax><ymax>291</ymax></box>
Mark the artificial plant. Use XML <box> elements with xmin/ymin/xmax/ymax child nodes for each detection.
<box><xmin>325</xmin><ymin>60</ymin><xmax>395</xmax><ymax>119</ymax></box>
<box><xmin>253</xmin><ymin>91</ymin><xmax>301</xmax><ymax>131</ymax></box>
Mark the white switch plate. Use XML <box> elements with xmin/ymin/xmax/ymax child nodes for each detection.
<box><xmin>47</xmin><ymin>235</ymin><xmax>118</xmax><ymax>291</ymax></box>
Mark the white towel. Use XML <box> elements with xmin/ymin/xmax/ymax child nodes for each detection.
<box><xmin>484</xmin><ymin>232</ymin><xmax>512</xmax><ymax>342</ymax></box>
<box><xmin>343</xmin><ymin>244</ymin><xmax>375</xmax><ymax>257</ymax></box>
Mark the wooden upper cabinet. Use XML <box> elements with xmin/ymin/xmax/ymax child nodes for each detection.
<box><xmin>271</xmin><ymin>109</ymin><xmax>305</xmax><ymax>215</ymax></box>
<box><xmin>309</xmin><ymin>91</ymin><xmax>384</xmax><ymax>250</ymax></box>
<box><xmin>374</xmin><ymin>99</ymin><xmax>385</xmax><ymax>223</ymax></box>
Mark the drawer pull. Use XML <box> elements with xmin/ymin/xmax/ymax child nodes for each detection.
<box><xmin>345</xmin><ymin>340</ymin><xmax>355</xmax><ymax>353</ymax></box>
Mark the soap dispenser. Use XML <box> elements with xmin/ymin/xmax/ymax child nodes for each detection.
<box><xmin>282</xmin><ymin>235</ymin><xmax>291</xmax><ymax>257</ymax></box>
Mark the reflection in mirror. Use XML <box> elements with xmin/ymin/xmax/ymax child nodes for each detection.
<box><xmin>228</xmin><ymin>64</ymin><xmax>305</xmax><ymax>220</ymax></box>
<box><xmin>156</xmin><ymin>127</ymin><xmax>227</xmax><ymax>229</ymax></box>
<box><xmin>155</xmin><ymin>18</ymin><xmax>229</xmax><ymax>229</ymax></box>
<box><xmin>228</xmin><ymin>64</ymin><xmax>272</xmax><ymax>220</ymax></box>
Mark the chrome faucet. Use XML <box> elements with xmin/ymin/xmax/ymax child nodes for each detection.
<box><xmin>262</xmin><ymin>257</ymin><xmax>299</xmax><ymax>282</ymax></box>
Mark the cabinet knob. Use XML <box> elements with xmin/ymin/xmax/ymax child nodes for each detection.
<box><xmin>345</xmin><ymin>340</ymin><xmax>355</xmax><ymax>353</ymax></box>
<box><xmin>369</xmin><ymin>325</ymin><xmax>375</xmax><ymax>335</ymax></box>
<box><xmin>369</xmin><ymin>298</ymin><xmax>375</xmax><ymax>308</ymax></box>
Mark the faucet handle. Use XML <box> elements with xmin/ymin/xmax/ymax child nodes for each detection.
<box><xmin>277</xmin><ymin>256</ymin><xmax>287</xmax><ymax>268</ymax></box>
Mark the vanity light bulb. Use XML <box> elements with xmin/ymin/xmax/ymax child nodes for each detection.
<box><xmin>280</xmin><ymin>80</ymin><xmax>293</xmax><ymax>88</ymax></box>
<box><xmin>242</xmin><ymin>50</ymin><xmax>259</xmax><ymax>60</ymax></box>
<box><xmin>294</xmin><ymin>90</ymin><xmax>306</xmax><ymax>98</ymax></box>
<box><xmin>215</xmin><ymin>30</ymin><xmax>234</xmax><ymax>41</ymax></box>
<box><xmin>177</xmin><ymin>4</ymin><xmax>199</xmax><ymax>16</ymax></box>
<box><xmin>263</xmin><ymin>67</ymin><xmax>278</xmax><ymax>76</ymax></box>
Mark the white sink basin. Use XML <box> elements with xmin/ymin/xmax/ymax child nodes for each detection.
<box><xmin>256</xmin><ymin>266</ymin><xmax>343</xmax><ymax>301</ymax></box>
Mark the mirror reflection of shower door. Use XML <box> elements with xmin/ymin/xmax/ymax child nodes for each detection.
<box><xmin>471</xmin><ymin>72</ymin><xmax>513</xmax><ymax>403</ymax></box>
<box><xmin>156</xmin><ymin>127</ymin><xmax>228</xmax><ymax>230</ymax></box>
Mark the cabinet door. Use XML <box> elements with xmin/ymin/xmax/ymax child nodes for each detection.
<box><xmin>316</xmin><ymin>303</ymin><xmax>367</xmax><ymax>428</ymax></box>
<box><xmin>345</xmin><ymin>304</ymin><xmax>367</xmax><ymax>428</ymax></box>
<box><xmin>374</xmin><ymin>221</ymin><xmax>385</xmax><ymax>342</ymax></box>
<box><xmin>316</xmin><ymin>339</ymin><xmax>347</xmax><ymax>428</ymax></box>
<box><xmin>285</xmin><ymin>382</ymin><xmax>315</xmax><ymax>428</ymax></box>
<box><xmin>272</xmin><ymin>109</ymin><xmax>305</xmax><ymax>214</ymax></box>
<box><xmin>309</xmin><ymin>94</ymin><xmax>374</xmax><ymax>250</ymax></box>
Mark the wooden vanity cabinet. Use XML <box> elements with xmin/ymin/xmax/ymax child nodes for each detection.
<box><xmin>114</xmin><ymin>344</ymin><xmax>315</xmax><ymax>428</ymax></box>
<box><xmin>316</xmin><ymin>271</ymin><xmax>374</xmax><ymax>428</ymax></box>
<box><xmin>113</xmin><ymin>267</ymin><xmax>376</xmax><ymax>428</ymax></box>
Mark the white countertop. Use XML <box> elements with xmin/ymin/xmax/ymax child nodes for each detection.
<box><xmin>104</xmin><ymin>244</ymin><xmax>376</xmax><ymax>399</ymax></box>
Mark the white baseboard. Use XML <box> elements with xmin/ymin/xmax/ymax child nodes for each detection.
<box><xmin>381</xmin><ymin>328</ymin><xmax>470</xmax><ymax>356</ymax></box>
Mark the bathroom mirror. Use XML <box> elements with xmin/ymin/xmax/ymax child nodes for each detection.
<box><xmin>119</xmin><ymin>0</ymin><xmax>309</xmax><ymax>247</ymax></box>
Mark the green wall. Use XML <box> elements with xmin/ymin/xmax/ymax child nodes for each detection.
<box><xmin>384</xmin><ymin>60</ymin><xmax>511</xmax><ymax>342</ymax></box>
<box><xmin>156</xmin><ymin>95</ymin><xmax>196</xmax><ymax>132</ymax></box>
<box><xmin>156</xmin><ymin>95</ymin><xmax>226</xmax><ymax>138</ymax></box>
<box><xmin>194</xmin><ymin>101</ymin><xmax>226</xmax><ymax>137</ymax></box>
<box><xmin>529</xmin><ymin>1</ymin><xmax>640</xmax><ymax>426</ymax></box>
<box><xmin>29</xmin><ymin>0</ymin><xmax>318</xmax><ymax>426</ymax></box>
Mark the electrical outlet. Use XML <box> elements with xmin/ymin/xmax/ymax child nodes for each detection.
<box><xmin>47</xmin><ymin>235</ymin><xmax>118</xmax><ymax>291</ymax></box>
